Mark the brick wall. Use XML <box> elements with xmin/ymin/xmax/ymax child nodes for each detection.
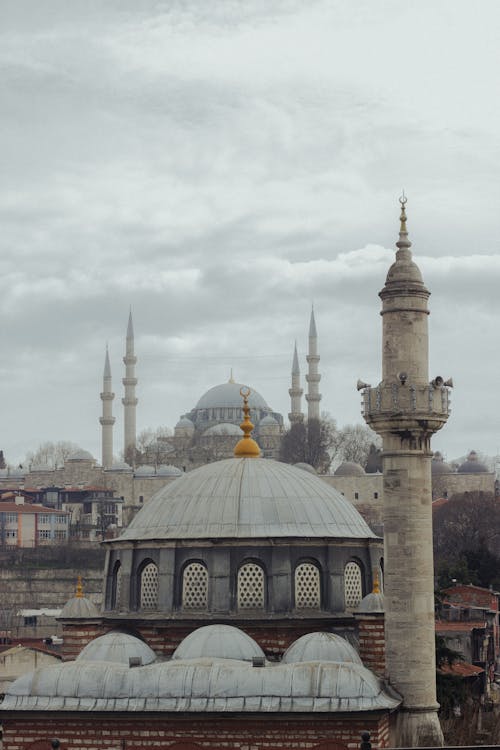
<box><xmin>356</xmin><ymin>613</ymin><xmax>385</xmax><ymax>677</ymax></box>
<box><xmin>2</xmin><ymin>712</ymin><xmax>391</xmax><ymax>750</ymax></box>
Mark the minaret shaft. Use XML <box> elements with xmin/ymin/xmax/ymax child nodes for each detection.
<box><xmin>99</xmin><ymin>348</ymin><xmax>115</xmax><ymax>469</ymax></box>
<box><xmin>362</xmin><ymin>200</ymin><xmax>449</xmax><ymax>748</ymax></box>
<box><xmin>288</xmin><ymin>342</ymin><xmax>303</xmax><ymax>423</ymax></box>
<box><xmin>122</xmin><ymin>311</ymin><xmax>138</xmax><ymax>461</ymax></box>
<box><xmin>305</xmin><ymin>307</ymin><xmax>321</xmax><ymax>421</ymax></box>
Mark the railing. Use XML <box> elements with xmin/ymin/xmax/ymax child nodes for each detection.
<box><xmin>360</xmin><ymin>731</ymin><xmax>498</xmax><ymax>750</ymax></box>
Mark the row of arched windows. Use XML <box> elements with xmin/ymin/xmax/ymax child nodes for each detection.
<box><xmin>111</xmin><ymin>559</ymin><xmax>365</xmax><ymax>612</ymax></box>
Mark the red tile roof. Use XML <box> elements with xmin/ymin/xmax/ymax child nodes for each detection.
<box><xmin>438</xmin><ymin>661</ymin><xmax>484</xmax><ymax>677</ymax></box>
<box><xmin>0</xmin><ymin>502</ymin><xmax>69</xmax><ymax>514</ymax></box>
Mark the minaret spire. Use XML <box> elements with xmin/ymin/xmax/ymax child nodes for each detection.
<box><xmin>360</xmin><ymin>197</ymin><xmax>451</xmax><ymax>747</ymax></box>
<box><xmin>122</xmin><ymin>310</ymin><xmax>138</xmax><ymax>464</ymax></box>
<box><xmin>305</xmin><ymin>306</ymin><xmax>321</xmax><ymax>421</ymax></box>
<box><xmin>288</xmin><ymin>341</ymin><xmax>303</xmax><ymax>424</ymax></box>
<box><xmin>99</xmin><ymin>345</ymin><xmax>115</xmax><ymax>469</ymax></box>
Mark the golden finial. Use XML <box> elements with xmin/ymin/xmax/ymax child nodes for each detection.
<box><xmin>372</xmin><ymin>571</ymin><xmax>381</xmax><ymax>595</ymax></box>
<box><xmin>234</xmin><ymin>387</ymin><xmax>261</xmax><ymax>458</ymax></box>
<box><xmin>228</xmin><ymin>368</ymin><xmax>235</xmax><ymax>384</ymax></box>
<box><xmin>76</xmin><ymin>575</ymin><xmax>84</xmax><ymax>598</ymax></box>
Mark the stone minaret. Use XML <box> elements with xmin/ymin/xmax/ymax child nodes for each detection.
<box><xmin>288</xmin><ymin>342</ymin><xmax>304</xmax><ymax>423</ymax></box>
<box><xmin>122</xmin><ymin>310</ymin><xmax>138</xmax><ymax>463</ymax></box>
<box><xmin>99</xmin><ymin>346</ymin><xmax>115</xmax><ymax>469</ymax></box>
<box><xmin>305</xmin><ymin>307</ymin><xmax>321</xmax><ymax>421</ymax></box>
<box><xmin>361</xmin><ymin>198</ymin><xmax>450</xmax><ymax>747</ymax></box>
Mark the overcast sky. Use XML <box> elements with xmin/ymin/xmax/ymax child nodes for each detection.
<box><xmin>1</xmin><ymin>0</ymin><xmax>500</xmax><ymax>466</ymax></box>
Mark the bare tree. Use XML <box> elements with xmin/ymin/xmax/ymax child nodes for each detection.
<box><xmin>280</xmin><ymin>418</ymin><xmax>336</xmax><ymax>473</ymax></box>
<box><xmin>331</xmin><ymin>424</ymin><xmax>381</xmax><ymax>467</ymax></box>
<box><xmin>25</xmin><ymin>440</ymin><xmax>83</xmax><ymax>469</ymax></box>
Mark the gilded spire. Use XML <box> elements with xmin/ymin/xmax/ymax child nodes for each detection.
<box><xmin>372</xmin><ymin>571</ymin><xmax>381</xmax><ymax>594</ymax></box>
<box><xmin>76</xmin><ymin>575</ymin><xmax>84</xmax><ymax>598</ymax></box>
<box><xmin>234</xmin><ymin>387</ymin><xmax>261</xmax><ymax>458</ymax></box>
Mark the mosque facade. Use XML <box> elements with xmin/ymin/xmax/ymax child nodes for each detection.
<box><xmin>1</xmin><ymin>201</ymin><xmax>453</xmax><ymax>749</ymax></box>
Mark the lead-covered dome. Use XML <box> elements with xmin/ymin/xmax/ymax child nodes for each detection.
<box><xmin>78</xmin><ymin>632</ymin><xmax>156</xmax><ymax>666</ymax></box>
<box><xmin>458</xmin><ymin>450</ymin><xmax>488</xmax><ymax>473</ymax></box>
<box><xmin>282</xmin><ymin>632</ymin><xmax>362</xmax><ymax>665</ymax></box>
<box><xmin>172</xmin><ymin>625</ymin><xmax>265</xmax><ymax>662</ymax></box>
<box><xmin>117</xmin><ymin>458</ymin><xmax>376</xmax><ymax>541</ymax></box>
<box><xmin>195</xmin><ymin>382</ymin><xmax>269</xmax><ymax>411</ymax></box>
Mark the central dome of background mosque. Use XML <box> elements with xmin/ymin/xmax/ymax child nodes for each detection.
<box><xmin>194</xmin><ymin>381</ymin><xmax>269</xmax><ymax>411</ymax></box>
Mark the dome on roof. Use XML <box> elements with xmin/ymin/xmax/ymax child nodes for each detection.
<box><xmin>156</xmin><ymin>464</ymin><xmax>183</xmax><ymax>477</ymax></box>
<box><xmin>431</xmin><ymin>452</ymin><xmax>452</xmax><ymax>475</ymax></box>
<box><xmin>172</xmin><ymin>625</ymin><xmax>265</xmax><ymax>662</ymax></box>
<box><xmin>195</xmin><ymin>382</ymin><xmax>269</xmax><ymax>411</ymax></box>
<box><xmin>175</xmin><ymin>416</ymin><xmax>195</xmax><ymax>430</ymax></box>
<box><xmin>458</xmin><ymin>451</ymin><xmax>488</xmax><ymax>473</ymax></box>
<box><xmin>117</xmin><ymin>458</ymin><xmax>375</xmax><ymax>542</ymax></box>
<box><xmin>203</xmin><ymin>423</ymin><xmax>241</xmax><ymax>437</ymax></box>
<box><xmin>260</xmin><ymin>415</ymin><xmax>278</xmax><ymax>426</ymax></box>
<box><xmin>77</xmin><ymin>631</ymin><xmax>156</xmax><ymax>666</ymax></box>
<box><xmin>293</xmin><ymin>462</ymin><xmax>317</xmax><ymax>475</ymax></box>
<box><xmin>282</xmin><ymin>632</ymin><xmax>362</xmax><ymax>665</ymax></box>
<box><xmin>334</xmin><ymin>462</ymin><xmax>366</xmax><ymax>477</ymax></box>
<box><xmin>59</xmin><ymin>596</ymin><xmax>99</xmax><ymax>619</ymax></box>
<box><xmin>358</xmin><ymin>591</ymin><xmax>384</xmax><ymax>613</ymax></box>
<box><xmin>67</xmin><ymin>449</ymin><xmax>94</xmax><ymax>462</ymax></box>
<box><xmin>134</xmin><ymin>465</ymin><xmax>156</xmax><ymax>477</ymax></box>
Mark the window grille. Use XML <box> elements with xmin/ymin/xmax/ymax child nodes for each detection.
<box><xmin>182</xmin><ymin>562</ymin><xmax>208</xmax><ymax>609</ymax></box>
<box><xmin>295</xmin><ymin>562</ymin><xmax>321</xmax><ymax>609</ymax></box>
<box><xmin>344</xmin><ymin>561</ymin><xmax>363</xmax><ymax>608</ymax></box>
<box><xmin>237</xmin><ymin>563</ymin><xmax>264</xmax><ymax>609</ymax></box>
<box><xmin>140</xmin><ymin>562</ymin><xmax>158</xmax><ymax>609</ymax></box>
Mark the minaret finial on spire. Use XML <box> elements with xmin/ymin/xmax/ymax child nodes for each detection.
<box><xmin>76</xmin><ymin>575</ymin><xmax>84</xmax><ymax>598</ymax></box>
<box><xmin>396</xmin><ymin>191</ymin><xmax>412</xmax><ymax>254</ymax></box>
<box><xmin>234</xmin><ymin>387</ymin><xmax>261</xmax><ymax>458</ymax></box>
<box><xmin>229</xmin><ymin>368</ymin><xmax>235</xmax><ymax>384</ymax></box>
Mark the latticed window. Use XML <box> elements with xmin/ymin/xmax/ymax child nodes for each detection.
<box><xmin>140</xmin><ymin>562</ymin><xmax>158</xmax><ymax>609</ymax></box>
<box><xmin>344</xmin><ymin>561</ymin><xmax>363</xmax><ymax>608</ymax></box>
<box><xmin>295</xmin><ymin>562</ymin><xmax>321</xmax><ymax>609</ymax></box>
<box><xmin>112</xmin><ymin>563</ymin><xmax>122</xmax><ymax>609</ymax></box>
<box><xmin>182</xmin><ymin>562</ymin><xmax>208</xmax><ymax>609</ymax></box>
<box><xmin>237</xmin><ymin>563</ymin><xmax>265</xmax><ymax>609</ymax></box>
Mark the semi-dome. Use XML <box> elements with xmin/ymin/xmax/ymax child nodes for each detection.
<box><xmin>134</xmin><ymin>465</ymin><xmax>156</xmax><ymax>477</ymax></box>
<box><xmin>203</xmin><ymin>423</ymin><xmax>241</xmax><ymax>437</ymax></box>
<box><xmin>175</xmin><ymin>416</ymin><xmax>195</xmax><ymax>430</ymax></box>
<box><xmin>67</xmin><ymin>449</ymin><xmax>94</xmax><ymax>462</ymax></box>
<box><xmin>77</xmin><ymin>631</ymin><xmax>156</xmax><ymax>666</ymax></box>
<box><xmin>282</xmin><ymin>632</ymin><xmax>362</xmax><ymax>665</ymax></box>
<box><xmin>431</xmin><ymin>452</ymin><xmax>452</xmax><ymax>475</ymax></box>
<box><xmin>195</xmin><ymin>382</ymin><xmax>269</xmax><ymax>411</ymax></box>
<box><xmin>172</xmin><ymin>625</ymin><xmax>265</xmax><ymax>662</ymax></box>
<box><xmin>259</xmin><ymin>415</ymin><xmax>278</xmax><ymax>426</ymax></box>
<box><xmin>156</xmin><ymin>464</ymin><xmax>183</xmax><ymax>477</ymax></box>
<box><xmin>117</xmin><ymin>457</ymin><xmax>376</xmax><ymax>542</ymax></box>
<box><xmin>334</xmin><ymin>462</ymin><xmax>366</xmax><ymax>477</ymax></box>
<box><xmin>458</xmin><ymin>450</ymin><xmax>488</xmax><ymax>473</ymax></box>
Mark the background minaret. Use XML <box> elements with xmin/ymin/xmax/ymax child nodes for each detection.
<box><xmin>122</xmin><ymin>310</ymin><xmax>138</xmax><ymax>464</ymax></box>
<box><xmin>361</xmin><ymin>197</ymin><xmax>450</xmax><ymax>747</ymax></box>
<box><xmin>288</xmin><ymin>342</ymin><xmax>304</xmax><ymax>423</ymax></box>
<box><xmin>99</xmin><ymin>346</ymin><xmax>115</xmax><ymax>469</ymax></box>
<box><xmin>305</xmin><ymin>306</ymin><xmax>321</xmax><ymax>421</ymax></box>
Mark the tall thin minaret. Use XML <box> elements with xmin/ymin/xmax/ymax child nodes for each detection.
<box><xmin>99</xmin><ymin>346</ymin><xmax>115</xmax><ymax>468</ymax></box>
<box><xmin>305</xmin><ymin>306</ymin><xmax>321</xmax><ymax>421</ymax></box>
<box><xmin>361</xmin><ymin>197</ymin><xmax>450</xmax><ymax>747</ymax></box>
<box><xmin>288</xmin><ymin>342</ymin><xmax>303</xmax><ymax>423</ymax></box>
<box><xmin>122</xmin><ymin>310</ymin><xmax>138</xmax><ymax>463</ymax></box>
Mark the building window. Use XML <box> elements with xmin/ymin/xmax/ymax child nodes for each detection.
<box><xmin>6</xmin><ymin>530</ymin><xmax>17</xmax><ymax>539</ymax></box>
<box><xmin>54</xmin><ymin>530</ymin><xmax>67</xmax><ymax>540</ymax></box>
<box><xmin>140</xmin><ymin>562</ymin><xmax>158</xmax><ymax>610</ymax></box>
<box><xmin>344</xmin><ymin>561</ymin><xmax>363</xmax><ymax>609</ymax></box>
<box><xmin>295</xmin><ymin>562</ymin><xmax>321</xmax><ymax>609</ymax></box>
<box><xmin>374</xmin><ymin>492</ymin><xmax>378</xmax><ymax>499</ymax></box>
<box><xmin>6</xmin><ymin>513</ymin><xmax>17</xmax><ymax>524</ymax></box>
<box><xmin>182</xmin><ymin>562</ymin><xmax>208</xmax><ymax>609</ymax></box>
<box><xmin>38</xmin><ymin>529</ymin><xmax>51</xmax><ymax>540</ymax></box>
<box><xmin>23</xmin><ymin>616</ymin><xmax>37</xmax><ymax>627</ymax></box>
<box><xmin>111</xmin><ymin>561</ymin><xmax>122</xmax><ymax>609</ymax></box>
<box><xmin>354</xmin><ymin>492</ymin><xmax>359</xmax><ymax>500</ymax></box>
<box><xmin>39</xmin><ymin>514</ymin><xmax>50</xmax><ymax>524</ymax></box>
<box><xmin>56</xmin><ymin>515</ymin><xmax>67</xmax><ymax>524</ymax></box>
<box><xmin>237</xmin><ymin>563</ymin><xmax>265</xmax><ymax>609</ymax></box>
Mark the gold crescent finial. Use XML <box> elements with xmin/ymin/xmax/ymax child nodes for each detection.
<box><xmin>373</xmin><ymin>571</ymin><xmax>381</xmax><ymax>594</ymax></box>
<box><xmin>399</xmin><ymin>189</ymin><xmax>407</xmax><ymax>207</ymax></box>
<box><xmin>234</xmin><ymin>387</ymin><xmax>261</xmax><ymax>458</ymax></box>
<box><xmin>76</xmin><ymin>575</ymin><xmax>84</xmax><ymax>598</ymax></box>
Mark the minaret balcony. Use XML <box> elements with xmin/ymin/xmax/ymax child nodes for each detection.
<box><xmin>100</xmin><ymin>392</ymin><xmax>115</xmax><ymax>401</ymax></box>
<box><xmin>361</xmin><ymin>382</ymin><xmax>450</xmax><ymax>434</ymax></box>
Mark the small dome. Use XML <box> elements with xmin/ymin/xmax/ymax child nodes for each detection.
<box><xmin>67</xmin><ymin>449</ymin><xmax>94</xmax><ymax>462</ymax></box>
<box><xmin>282</xmin><ymin>632</ymin><xmax>362</xmax><ymax>665</ymax></box>
<box><xmin>358</xmin><ymin>591</ymin><xmax>384</xmax><ymax>613</ymax></box>
<box><xmin>107</xmin><ymin>461</ymin><xmax>132</xmax><ymax>472</ymax></box>
<box><xmin>431</xmin><ymin>452</ymin><xmax>452</xmax><ymax>475</ymax></box>
<box><xmin>293</xmin><ymin>462</ymin><xmax>317</xmax><ymax>475</ymax></box>
<box><xmin>176</xmin><ymin>417</ymin><xmax>195</xmax><ymax>430</ymax></box>
<box><xmin>334</xmin><ymin>462</ymin><xmax>366</xmax><ymax>477</ymax></box>
<box><xmin>156</xmin><ymin>464</ymin><xmax>183</xmax><ymax>477</ymax></box>
<box><xmin>59</xmin><ymin>596</ymin><xmax>99</xmax><ymax>619</ymax></box>
<box><xmin>172</xmin><ymin>625</ymin><xmax>265</xmax><ymax>662</ymax></box>
<box><xmin>77</xmin><ymin>631</ymin><xmax>156</xmax><ymax>666</ymax></box>
<box><xmin>259</xmin><ymin>415</ymin><xmax>278</xmax><ymax>426</ymax></box>
<box><xmin>458</xmin><ymin>451</ymin><xmax>488</xmax><ymax>473</ymax></box>
<box><xmin>134</xmin><ymin>465</ymin><xmax>156</xmax><ymax>477</ymax></box>
<box><xmin>203</xmin><ymin>423</ymin><xmax>241</xmax><ymax>437</ymax></box>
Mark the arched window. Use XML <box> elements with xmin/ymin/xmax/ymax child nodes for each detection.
<box><xmin>111</xmin><ymin>560</ymin><xmax>122</xmax><ymax>609</ymax></box>
<box><xmin>182</xmin><ymin>562</ymin><xmax>208</xmax><ymax>609</ymax></box>
<box><xmin>237</xmin><ymin>562</ymin><xmax>265</xmax><ymax>609</ymax></box>
<box><xmin>295</xmin><ymin>562</ymin><xmax>321</xmax><ymax>609</ymax></box>
<box><xmin>344</xmin><ymin>561</ymin><xmax>363</xmax><ymax>608</ymax></box>
<box><xmin>140</xmin><ymin>561</ymin><xmax>158</xmax><ymax>610</ymax></box>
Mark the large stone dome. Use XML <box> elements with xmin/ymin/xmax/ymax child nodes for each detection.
<box><xmin>195</xmin><ymin>382</ymin><xmax>269</xmax><ymax>411</ymax></box>
<box><xmin>117</xmin><ymin>457</ymin><xmax>375</xmax><ymax>542</ymax></box>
